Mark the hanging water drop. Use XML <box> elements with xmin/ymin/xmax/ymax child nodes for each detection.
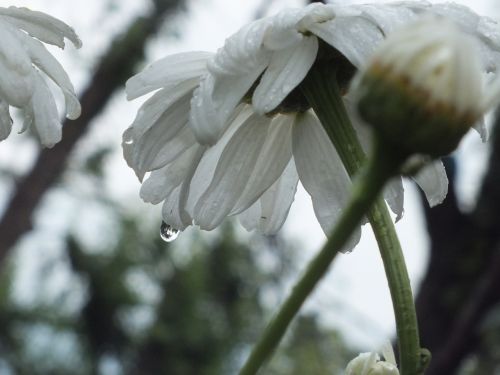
<box><xmin>160</xmin><ymin>221</ymin><xmax>179</xmax><ymax>242</ymax></box>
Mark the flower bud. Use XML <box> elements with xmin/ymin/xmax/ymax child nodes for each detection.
<box><xmin>353</xmin><ymin>17</ymin><xmax>485</xmax><ymax>158</ymax></box>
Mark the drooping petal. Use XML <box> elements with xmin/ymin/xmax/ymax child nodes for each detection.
<box><xmin>263</xmin><ymin>8</ymin><xmax>307</xmax><ymax>50</ymax></box>
<box><xmin>238</xmin><ymin>159</ymin><xmax>299</xmax><ymax>235</ymax></box>
<box><xmin>161</xmin><ymin>146</ymin><xmax>205</xmax><ymax>231</ymax></box>
<box><xmin>238</xmin><ymin>200</ymin><xmax>261</xmax><ymax>232</ymax></box>
<box><xmin>0</xmin><ymin>100</ymin><xmax>12</xmax><ymax>141</ymax></box>
<box><xmin>307</xmin><ymin>9</ymin><xmax>384</xmax><ymax>68</ymax></box>
<box><xmin>413</xmin><ymin>160</ymin><xmax>449</xmax><ymax>207</ymax></box>
<box><xmin>208</xmin><ymin>18</ymin><xmax>270</xmax><ymax>76</ymax></box>
<box><xmin>126</xmin><ymin>51</ymin><xmax>213</xmax><ymax>99</ymax></box>
<box><xmin>231</xmin><ymin>114</ymin><xmax>293</xmax><ymax>214</ymax></box>
<box><xmin>189</xmin><ymin>19</ymin><xmax>271</xmax><ymax>145</ymax></box>
<box><xmin>140</xmin><ymin>146</ymin><xmax>201</xmax><ymax>204</ymax></box>
<box><xmin>21</xmin><ymin>34</ymin><xmax>80</xmax><ymax>119</ymax></box>
<box><xmin>129</xmin><ymin>92</ymin><xmax>194</xmax><ymax>178</ymax></box>
<box><xmin>252</xmin><ymin>36</ymin><xmax>318</xmax><ymax>114</ymax></box>
<box><xmin>193</xmin><ymin>113</ymin><xmax>271</xmax><ymax>230</ymax></box>
<box><xmin>0</xmin><ymin>6</ymin><xmax>81</xmax><ymax>48</ymax></box>
<box><xmin>384</xmin><ymin>177</ymin><xmax>405</xmax><ymax>221</ymax></box>
<box><xmin>473</xmin><ymin>117</ymin><xmax>488</xmax><ymax>142</ymax></box>
<box><xmin>186</xmin><ymin>107</ymin><xmax>253</xmax><ymax>215</ymax></box>
<box><xmin>30</xmin><ymin>74</ymin><xmax>61</xmax><ymax>147</ymax></box>
<box><xmin>258</xmin><ymin>160</ymin><xmax>299</xmax><ymax>235</ymax></box>
<box><xmin>292</xmin><ymin>111</ymin><xmax>360</xmax><ymax>251</ymax></box>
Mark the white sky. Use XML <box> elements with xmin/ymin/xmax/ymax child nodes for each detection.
<box><xmin>0</xmin><ymin>0</ymin><xmax>497</xmax><ymax>351</ymax></box>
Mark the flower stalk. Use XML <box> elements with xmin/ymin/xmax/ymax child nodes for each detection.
<box><xmin>239</xmin><ymin>124</ymin><xmax>403</xmax><ymax>375</ymax></box>
<box><xmin>302</xmin><ymin>63</ymin><xmax>427</xmax><ymax>375</ymax></box>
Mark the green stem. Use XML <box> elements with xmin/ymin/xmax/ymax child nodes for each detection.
<box><xmin>239</xmin><ymin>133</ymin><xmax>399</xmax><ymax>375</ymax></box>
<box><xmin>301</xmin><ymin>63</ymin><xmax>424</xmax><ymax>375</ymax></box>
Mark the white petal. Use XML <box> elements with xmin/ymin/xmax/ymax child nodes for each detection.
<box><xmin>123</xmin><ymin>80</ymin><xmax>199</xmax><ymax>178</ymax></box>
<box><xmin>189</xmin><ymin>19</ymin><xmax>271</xmax><ymax>145</ymax></box>
<box><xmin>292</xmin><ymin>111</ymin><xmax>360</xmax><ymax>252</ymax></box>
<box><xmin>126</xmin><ymin>51</ymin><xmax>212</xmax><ymax>99</ymax></box>
<box><xmin>258</xmin><ymin>160</ymin><xmax>299</xmax><ymax>235</ymax></box>
<box><xmin>231</xmin><ymin>114</ymin><xmax>293</xmax><ymax>214</ymax></box>
<box><xmin>238</xmin><ymin>159</ymin><xmax>299</xmax><ymax>235</ymax></box>
<box><xmin>252</xmin><ymin>36</ymin><xmax>318</xmax><ymax>114</ymax></box>
<box><xmin>140</xmin><ymin>146</ymin><xmax>201</xmax><ymax>204</ymax></box>
<box><xmin>185</xmin><ymin>107</ymin><xmax>252</xmax><ymax>215</ymax></box>
<box><xmin>0</xmin><ymin>100</ymin><xmax>12</xmax><ymax>141</ymax></box>
<box><xmin>193</xmin><ymin>113</ymin><xmax>270</xmax><ymax>230</ymax></box>
<box><xmin>21</xmin><ymin>34</ymin><xmax>80</xmax><ymax>119</ymax></box>
<box><xmin>30</xmin><ymin>74</ymin><xmax>61</xmax><ymax>147</ymax></box>
<box><xmin>131</xmin><ymin>93</ymin><xmax>194</xmax><ymax>178</ymax></box>
<box><xmin>262</xmin><ymin>8</ymin><xmax>306</xmax><ymax>50</ymax></box>
<box><xmin>238</xmin><ymin>200</ymin><xmax>261</xmax><ymax>232</ymax></box>
<box><xmin>189</xmin><ymin>70</ymin><xmax>252</xmax><ymax>145</ymax></box>
<box><xmin>384</xmin><ymin>177</ymin><xmax>405</xmax><ymax>222</ymax></box>
<box><xmin>413</xmin><ymin>160</ymin><xmax>449</xmax><ymax>207</ymax></box>
<box><xmin>0</xmin><ymin>21</ymin><xmax>32</xmax><ymax>73</ymax></box>
<box><xmin>473</xmin><ymin>117</ymin><xmax>488</xmax><ymax>142</ymax></box>
<box><xmin>0</xmin><ymin>7</ymin><xmax>81</xmax><ymax>48</ymax></box>
<box><xmin>308</xmin><ymin>14</ymin><xmax>384</xmax><ymax>68</ymax></box>
<box><xmin>161</xmin><ymin>147</ymin><xmax>205</xmax><ymax>231</ymax></box>
<box><xmin>208</xmin><ymin>18</ymin><xmax>270</xmax><ymax>76</ymax></box>
<box><xmin>356</xmin><ymin>3</ymin><xmax>421</xmax><ymax>35</ymax></box>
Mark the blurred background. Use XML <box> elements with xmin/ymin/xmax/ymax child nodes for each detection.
<box><xmin>0</xmin><ymin>0</ymin><xmax>499</xmax><ymax>374</ymax></box>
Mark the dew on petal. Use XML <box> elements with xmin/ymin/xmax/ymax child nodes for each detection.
<box><xmin>160</xmin><ymin>221</ymin><xmax>179</xmax><ymax>242</ymax></box>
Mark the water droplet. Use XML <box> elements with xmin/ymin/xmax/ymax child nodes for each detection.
<box><xmin>160</xmin><ymin>221</ymin><xmax>179</xmax><ymax>242</ymax></box>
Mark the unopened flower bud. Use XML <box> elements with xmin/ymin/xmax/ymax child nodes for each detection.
<box><xmin>353</xmin><ymin>17</ymin><xmax>486</xmax><ymax>158</ymax></box>
<box><xmin>345</xmin><ymin>344</ymin><xmax>399</xmax><ymax>375</ymax></box>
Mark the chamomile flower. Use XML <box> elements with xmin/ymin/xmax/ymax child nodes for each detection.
<box><xmin>0</xmin><ymin>6</ymin><xmax>81</xmax><ymax>147</ymax></box>
<box><xmin>124</xmin><ymin>2</ymin><xmax>500</xmax><ymax>246</ymax></box>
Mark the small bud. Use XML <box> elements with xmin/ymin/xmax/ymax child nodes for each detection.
<box><xmin>345</xmin><ymin>344</ymin><xmax>399</xmax><ymax>375</ymax></box>
<box><xmin>353</xmin><ymin>16</ymin><xmax>485</xmax><ymax>158</ymax></box>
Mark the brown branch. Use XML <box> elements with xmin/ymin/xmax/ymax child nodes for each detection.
<box><xmin>0</xmin><ymin>0</ymin><xmax>184</xmax><ymax>265</ymax></box>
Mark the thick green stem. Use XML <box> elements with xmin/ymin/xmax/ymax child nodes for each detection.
<box><xmin>239</xmin><ymin>133</ymin><xmax>399</xmax><ymax>375</ymax></box>
<box><xmin>301</xmin><ymin>63</ymin><xmax>424</xmax><ymax>375</ymax></box>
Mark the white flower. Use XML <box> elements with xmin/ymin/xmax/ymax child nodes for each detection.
<box><xmin>345</xmin><ymin>344</ymin><xmax>399</xmax><ymax>375</ymax></box>
<box><xmin>0</xmin><ymin>6</ymin><xmax>81</xmax><ymax>147</ymax></box>
<box><xmin>124</xmin><ymin>2</ymin><xmax>500</xmax><ymax>244</ymax></box>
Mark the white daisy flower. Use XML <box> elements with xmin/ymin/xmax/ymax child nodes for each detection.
<box><xmin>345</xmin><ymin>344</ymin><xmax>399</xmax><ymax>375</ymax></box>
<box><xmin>0</xmin><ymin>6</ymin><xmax>81</xmax><ymax>147</ymax></box>
<box><xmin>124</xmin><ymin>2</ymin><xmax>500</xmax><ymax>246</ymax></box>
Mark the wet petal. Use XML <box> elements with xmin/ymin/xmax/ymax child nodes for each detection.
<box><xmin>0</xmin><ymin>100</ymin><xmax>12</xmax><ymax>141</ymax></box>
<box><xmin>259</xmin><ymin>160</ymin><xmax>299</xmax><ymax>235</ymax></box>
<box><xmin>193</xmin><ymin>113</ymin><xmax>270</xmax><ymax>230</ymax></box>
<box><xmin>238</xmin><ymin>159</ymin><xmax>299</xmax><ymax>235</ymax></box>
<box><xmin>21</xmin><ymin>35</ymin><xmax>80</xmax><ymax>119</ymax></box>
<box><xmin>140</xmin><ymin>146</ymin><xmax>201</xmax><ymax>204</ymax></box>
<box><xmin>384</xmin><ymin>177</ymin><xmax>404</xmax><ymax>221</ymax></box>
<box><xmin>0</xmin><ymin>6</ymin><xmax>81</xmax><ymax>48</ymax></box>
<box><xmin>413</xmin><ymin>160</ymin><xmax>449</xmax><ymax>207</ymax></box>
<box><xmin>252</xmin><ymin>36</ymin><xmax>318</xmax><ymax>114</ymax></box>
<box><xmin>130</xmin><ymin>92</ymin><xmax>194</xmax><ymax>178</ymax></box>
<box><xmin>126</xmin><ymin>51</ymin><xmax>212</xmax><ymax>99</ymax></box>
<box><xmin>308</xmin><ymin>13</ymin><xmax>384</xmax><ymax>68</ymax></box>
<box><xmin>30</xmin><ymin>74</ymin><xmax>61</xmax><ymax>147</ymax></box>
<box><xmin>231</xmin><ymin>114</ymin><xmax>293</xmax><ymax>214</ymax></box>
<box><xmin>292</xmin><ymin>111</ymin><xmax>360</xmax><ymax>252</ymax></box>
